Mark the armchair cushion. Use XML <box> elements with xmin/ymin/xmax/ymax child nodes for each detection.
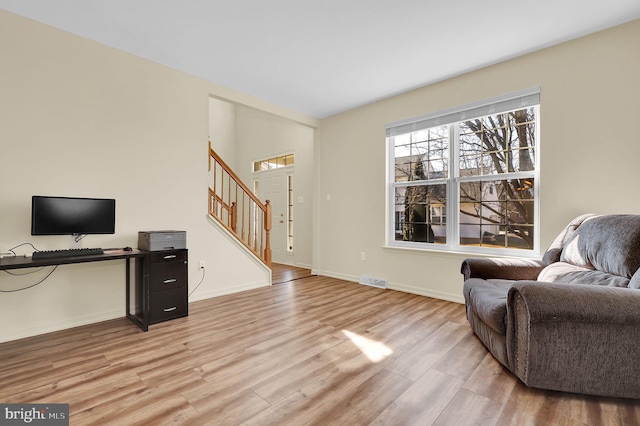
<box><xmin>463</xmin><ymin>278</ymin><xmax>512</xmax><ymax>335</ymax></box>
<box><xmin>560</xmin><ymin>214</ymin><xmax>640</xmax><ymax>278</ymax></box>
<box><xmin>629</xmin><ymin>267</ymin><xmax>640</xmax><ymax>289</ymax></box>
<box><xmin>537</xmin><ymin>261</ymin><xmax>630</xmax><ymax>288</ymax></box>
<box><xmin>541</xmin><ymin>213</ymin><xmax>597</xmax><ymax>264</ymax></box>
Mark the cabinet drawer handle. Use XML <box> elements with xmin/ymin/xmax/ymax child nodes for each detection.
<box><xmin>163</xmin><ymin>306</ymin><xmax>177</xmax><ymax>312</ymax></box>
<box><xmin>163</xmin><ymin>255</ymin><xmax>177</xmax><ymax>260</ymax></box>
<box><xmin>163</xmin><ymin>278</ymin><xmax>177</xmax><ymax>284</ymax></box>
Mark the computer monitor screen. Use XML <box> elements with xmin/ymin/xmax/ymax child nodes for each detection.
<box><xmin>31</xmin><ymin>196</ymin><xmax>116</xmax><ymax>235</ymax></box>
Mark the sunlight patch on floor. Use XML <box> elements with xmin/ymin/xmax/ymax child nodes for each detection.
<box><xmin>342</xmin><ymin>330</ymin><xmax>393</xmax><ymax>363</ymax></box>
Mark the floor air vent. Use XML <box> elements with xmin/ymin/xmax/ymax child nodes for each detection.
<box><xmin>359</xmin><ymin>276</ymin><xmax>388</xmax><ymax>289</ymax></box>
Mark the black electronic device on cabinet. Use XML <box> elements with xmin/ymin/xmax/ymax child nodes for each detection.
<box><xmin>138</xmin><ymin>230</ymin><xmax>186</xmax><ymax>251</ymax></box>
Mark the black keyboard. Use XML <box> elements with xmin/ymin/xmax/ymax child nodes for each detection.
<box><xmin>32</xmin><ymin>248</ymin><xmax>104</xmax><ymax>259</ymax></box>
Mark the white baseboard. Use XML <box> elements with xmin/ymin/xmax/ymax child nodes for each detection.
<box><xmin>0</xmin><ymin>310</ymin><xmax>123</xmax><ymax>344</ymax></box>
<box><xmin>188</xmin><ymin>280</ymin><xmax>270</xmax><ymax>302</ymax></box>
<box><xmin>388</xmin><ymin>283</ymin><xmax>464</xmax><ymax>304</ymax></box>
<box><xmin>311</xmin><ymin>269</ymin><xmax>464</xmax><ymax>304</ymax></box>
<box><xmin>313</xmin><ymin>269</ymin><xmax>359</xmax><ymax>283</ymax></box>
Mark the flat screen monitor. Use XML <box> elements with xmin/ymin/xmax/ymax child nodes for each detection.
<box><xmin>31</xmin><ymin>196</ymin><xmax>116</xmax><ymax>236</ymax></box>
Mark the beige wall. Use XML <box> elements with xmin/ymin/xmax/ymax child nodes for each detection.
<box><xmin>315</xmin><ymin>19</ymin><xmax>640</xmax><ymax>302</ymax></box>
<box><xmin>209</xmin><ymin>97</ymin><xmax>237</xmax><ymax>170</ymax></box>
<box><xmin>0</xmin><ymin>9</ymin><xmax>316</xmax><ymax>342</ymax></box>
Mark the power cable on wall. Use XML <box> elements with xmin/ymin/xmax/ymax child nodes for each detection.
<box><xmin>188</xmin><ymin>266</ymin><xmax>206</xmax><ymax>299</ymax></box>
<box><xmin>1</xmin><ymin>265</ymin><xmax>58</xmax><ymax>292</ymax></box>
<box><xmin>1</xmin><ymin>242</ymin><xmax>57</xmax><ymax>292</ymax></box>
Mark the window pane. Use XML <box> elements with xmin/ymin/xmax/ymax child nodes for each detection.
<box><xmin>394</xmin><ymin>159</ymin><xmax>412</xmax><ymax>182</ymax></box>
<box><xmin>394</xmin><ymin>184</ymin><xmax>447</xmax><ymax>243</ymax></box>
<box><xmin>394</xmin><ymin>126</ymin><xmax>448</xmax><ymax>182</ymax></box>
<box><xmin>394</xmin><ymin>133</ymin><xmax>411</xmax><ymax>147</ymax></box>
<box><xmin>459</xmin><ymin>108</ymin><xmax>536</xmax><ymax>176</ymax></box>
<box><xmin>459</xmin><ymin>178</ymin><xmax>534</xmax><ymax>249</ymax></box>
<box><xmin>459</xmin><ymin>129</ymin><xmax>485</xmax><ymax>176</ymax></box>
<box><xmin>285</xmin><ymin>153</ymin><xmax>295</xmax><ymax>166</ymax></box>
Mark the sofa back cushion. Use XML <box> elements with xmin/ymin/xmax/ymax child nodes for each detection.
<box><xmin>560</xmin><ymin>214</ymin><xmax>640</xmax><ymax>278</ymax></box>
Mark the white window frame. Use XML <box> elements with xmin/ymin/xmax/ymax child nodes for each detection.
<box><xmin>386</xmin><ymin>88</ymin><xmax>541</xmax><ymax>257</ymax></box>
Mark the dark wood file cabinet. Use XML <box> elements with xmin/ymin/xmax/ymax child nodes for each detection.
<box><xmin>130</xmin><ymin>249</ymin><xmax>188</xmax><ymax>331</ymax></box>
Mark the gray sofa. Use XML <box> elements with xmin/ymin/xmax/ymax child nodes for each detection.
<box><xmin>462</xmin><ymin>214</ymin><xmax>640</xmax><ymax>399</ymax></box>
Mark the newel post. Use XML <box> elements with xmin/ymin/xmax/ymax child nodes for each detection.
<box><xmin>264</xmin><ymin>200</ymin><xmax>272</xmax><ymax>267</ymax></box>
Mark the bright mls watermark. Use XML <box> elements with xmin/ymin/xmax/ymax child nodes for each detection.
<box><xmin>1</xmin><ymin>404</ymin><xmax>68</xmax><ymax>425</ymax></box>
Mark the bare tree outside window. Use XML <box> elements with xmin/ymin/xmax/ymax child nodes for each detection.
<box><xmin>459</xmin><ymin>108</ymin><xmax>536</xmax><ymax>249</ymax></box>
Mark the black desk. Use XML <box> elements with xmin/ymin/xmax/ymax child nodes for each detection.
<box><xmin>0</xmin><ymin>250</ymin><xmax>148</xmax><ymax>331</ymax></box>
<box><xmin>0</xmin><ymin>249</ymin><xmax>144</xmax><ymax>270</ymax></box>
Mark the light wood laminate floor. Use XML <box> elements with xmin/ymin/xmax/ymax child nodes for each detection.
<box><xmin>271</xmin><ymin>263</ymin><xmax>312</xmax><ymax>284</ymax></box>
<box><xmin>1</xmin><ymin>269</ymin><xmax>638</xmax><ymax>425</ymax></box>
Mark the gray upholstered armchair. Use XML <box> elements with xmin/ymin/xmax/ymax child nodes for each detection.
<box><xmin>462</xmin><ymin>214</ymin><xmax>640</xmax><ymax>399</ymax></box>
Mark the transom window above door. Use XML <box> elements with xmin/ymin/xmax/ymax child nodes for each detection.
<box><xmin>253</xmin><ymin>154</ymin><xmax>295</xmax><ymax>172</ymax></box>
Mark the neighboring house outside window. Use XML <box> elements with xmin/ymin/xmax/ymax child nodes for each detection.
<box><xmin>387</xmin><ymin>88</ymin><xmax>540</xmax><ymax>256</ymax></box>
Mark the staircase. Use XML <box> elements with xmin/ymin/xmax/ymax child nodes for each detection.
<box><xmin>208</xmin><ymin>141</ymin><xmax>272</xmax><ymax>267</ymax></box>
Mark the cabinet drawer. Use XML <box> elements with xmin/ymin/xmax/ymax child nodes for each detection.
<box><xmin>149</xmin><ymin>261</ymin><xmax>187</xmax><ymax>291</ymax></box>
<box><xmin>149</xmin><ymin>250</ymin><xmax>187</xmax><ymax>264</ymax></box>
<box><xmin>149</xmin><ymin>288</ymin><xmax>188</xmax><ymax>324</ymax></box>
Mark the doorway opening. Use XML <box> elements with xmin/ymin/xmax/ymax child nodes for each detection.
<box><xmin>253</xmin><ymin>154</ymin><xmax>295</xmax><ymax>263</ymax></box>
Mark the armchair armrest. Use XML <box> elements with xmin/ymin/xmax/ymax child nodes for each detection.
<box><xmin>461</xmin><ymin>258</ymin><xmax>545</xmax><ymax>281</ymax></box>
<box><xmin>506</xmin><ymin>282</ymin><xmax>640</xmax><ymax>399</ymax></box>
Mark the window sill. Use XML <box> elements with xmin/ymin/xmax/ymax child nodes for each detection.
<box><xmin>382</xmin><ymin>243</ymin><xmax>542</xmax><ymax>260</ymax></box>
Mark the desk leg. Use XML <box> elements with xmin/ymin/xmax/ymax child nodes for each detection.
<box><xmin>125</xmin><ymin>258</ymin><xmax>131</xmax><ymax>317</ymax></box>
<box><xmin>125</xmin><ymin>257</ymin><xmax>148</xmax><ymax>332</ymax></box>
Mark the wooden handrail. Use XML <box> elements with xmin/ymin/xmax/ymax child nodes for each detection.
<box><xmin>209</xmin><ymin>143</ymin><xmax>266</xmax><ymax>211</ymax></box>
<box><xmin>208</xmin><ymin>141</ymin><xmax>272</xmax><ymax>267</ymax></box>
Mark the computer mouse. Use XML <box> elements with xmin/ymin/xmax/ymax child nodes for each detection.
<box><xmin>123</xmin><ymin>247</ymin><xmax>132</xmax><ymax>252</ymax></box>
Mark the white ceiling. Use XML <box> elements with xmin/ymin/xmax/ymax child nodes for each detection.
<box><xmin>2</xmin><ymin>1</ymin><xmax>640</xmax><ymax>118</ymax></box>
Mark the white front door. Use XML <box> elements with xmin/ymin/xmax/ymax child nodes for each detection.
<box><xmin>254</xmin><ymin>168</ymin><xmax>287</xmax><ymax>264</ymax></box>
